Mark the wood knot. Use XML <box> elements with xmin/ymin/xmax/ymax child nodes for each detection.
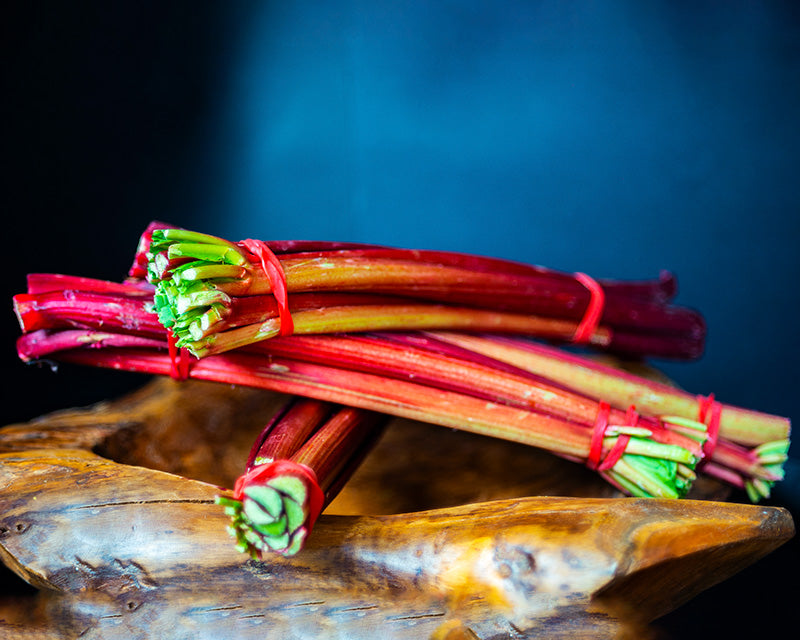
<box><xmin>125</xmin><ymin>599</ymin><xmax>141</xmax><ymax>612</ymax></box>
<box><xmin>0</xmin><ymin>521</ymin><xmax>29</xmax><ymax>537</ymax></box>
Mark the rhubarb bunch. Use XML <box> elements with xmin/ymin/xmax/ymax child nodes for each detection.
<box><xmin>143</xmin><ymin>225</ymin><xmax>706</xmax><ymax>360</ymax></box>
<box><xmin>426</xmin><ymin>332</ymin><xmax>791</xmax><ymax>501</ymax></box>
<box><xmin>10</xmin><ymin>223</ymin><xmax>791</xmax><ymax>514</ymax></box>
<box><xmin>217</xmin><ymin>398</ymin><xmax>385</xmax><ymax>557</ymax></box>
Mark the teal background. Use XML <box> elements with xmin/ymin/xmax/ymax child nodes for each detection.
<box><xmin>3</xmin><ymin>2</ymin><xmax>798</xmax><ymax>634</ymax></box>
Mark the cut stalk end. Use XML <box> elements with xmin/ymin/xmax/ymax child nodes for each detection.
<box><xmin>219</xmin><ymin>460</ymin><xmax>325</xmax><ymax>558</ymax></box>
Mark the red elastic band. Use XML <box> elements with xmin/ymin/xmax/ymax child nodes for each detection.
<box><xmin>572</xmin><ymin>272</ymin><xmax>606</xmax><ymax>344</ymax></box>
<box><xmin>697</xmin><ymin>393</ymin><xmax>722</xmax><ymax>462</ymax></box>
<box><xmin>239</xmin><ymin>239</ymin><xmax>294</xmax><ymax>337</ymax></box>
<box><xmin>587</xmin><ymin>401</ymin><xmax>611</xmax><ymax>470</ymax></box>
<box><xmin>597</xmin><ymin>405</ymin><xmax>637</xmax><ymax>471</ymax></box>
<box><xmin>166</xmin><ymin>329</ymin><xmax>192</xmax><ymax>381</ymax></box>
<box><xmin>597</xmin><ymin>435</ymin><xmax>631</xmax><ymax>471</ymax></box>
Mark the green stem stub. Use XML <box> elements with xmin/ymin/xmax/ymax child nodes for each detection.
<box><xmin>149</xmin><ymin>228</ymin><xmax>247</xmax><ymax>265</ymax></box>
<box><xmin>216</xmin><ymin>460</ymin><xmax>325</xmax><ymax>558</ymax></box>
<box><xmin>602</xmin><ymin>452</ymin><xmax>694</xmax><ymax>499</ymax></box>
<box><xmin>147</xmin><ymin>229</ymin><xmax>254</xmax><ymax>351</ymax></box>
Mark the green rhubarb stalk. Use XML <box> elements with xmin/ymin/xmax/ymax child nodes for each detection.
<box><xmin>179</xmin><ymin>303</ymin><xmax>610</xmax><ymax>358</ymax></box>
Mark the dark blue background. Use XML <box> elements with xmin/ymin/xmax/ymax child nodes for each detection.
<box><xmin>2</xmin><ymin>2</ymin><xmax>798</xmax><ymax>636</ymax></box>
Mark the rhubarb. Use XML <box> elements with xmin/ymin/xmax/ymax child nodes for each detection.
<box><xmin>426</xmin><ymin>332</ymin><xmax>791</xmax><ymax>500</ymax></box>
<box><xmin>10</xmin><ymin>222</ymin><xmax>789</xmax><ymax>503</ymax></box>
<box><xmin>12</xmin><ymin>275</ymin><xmax>786</xmax><ymax>501</ymax></box>
<box><xmin>143</xmin><ymin>225</ymin><xmax>706</xmax><ymax>360</ymax></box>
<box><xmin>216</xmin><ymin>398</ymin><xmax>386</xmax><ymax>557</ymax></box>
<box><xmin>16</xmin><ymin>325</ymin><xmax>702</xmax><ymax>500</ymax></box>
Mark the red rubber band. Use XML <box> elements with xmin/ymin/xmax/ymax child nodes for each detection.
<box><xmin>597</xmin><ymin>435</ymin><xmax>630</xmax><ymax>471</ymax></box>
<box><xmin>240</xmin><ymin>239</ymin><xmax>294</xmax><ymax>337</ymax></box>
<box><xmin>178</xmin><ymin>346</ymin><xmax>191</xmax><ymax>380</ymax></box>
<box><xmin>597</xmin><ymin>405</ymin><xmax>637</xmax><ymax>471</ymax></box>
<box><xmin>588</xmin><ymin>401</ymin><xmax>611</xmax><ymax>470</ymax></box>
<box><xmin>166</xmin><ymin>329</ymin><xmax>192</xmax><ymax>381</ymax></box>
<box><xmin>589</xmin><ymin>403</ymin><xmax>638</xmax><ymax>472</ymax></box>
<box><xmin>572</xmin><ymin>272</ymin><xmax>605</xmax><ymax>344</ymax></box>
<box><xmin>697</xmin><ymin>393</ymin><xmax>722</xmax><ymax>462</ymax></box>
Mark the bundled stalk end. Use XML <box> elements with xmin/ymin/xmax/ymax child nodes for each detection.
<box><xmin>217</xmin><ymin>459</ymin><xmax>325</xmax><ymax>558</ymax></box>
<box><xmin>215</xmin><ymin>399</ymin><xmax>383</xmax><ymax>557</ymax></box>
<box><xmin>742</xmin><ymin>438</ymin><xmax>791</xmax><ymax>502</ymax></box>
<box><xmin>146</xmin><ymin>228</ymin><xmax>252</xmax><ymax>354</ymax></box>
<box><xmin>594</xmin><ymin>426</ymin><xmax>703</xmax><ymax>499</ymax></box>
<box><xmin>607</xmin><ymin>453</ymin><xmax>696</xmax><ymax>499</ymax></box>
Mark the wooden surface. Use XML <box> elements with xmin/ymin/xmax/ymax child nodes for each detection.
<box><xmin>0</xmin><ymin>378</ymin><xmax>794</xmax><ymax>639</ymax></box>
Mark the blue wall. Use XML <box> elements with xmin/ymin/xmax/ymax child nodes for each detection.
<box><xmin>196</xmin><ymin>1</ymin><xmax>800</xmax><ymax>435</ymax></box>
